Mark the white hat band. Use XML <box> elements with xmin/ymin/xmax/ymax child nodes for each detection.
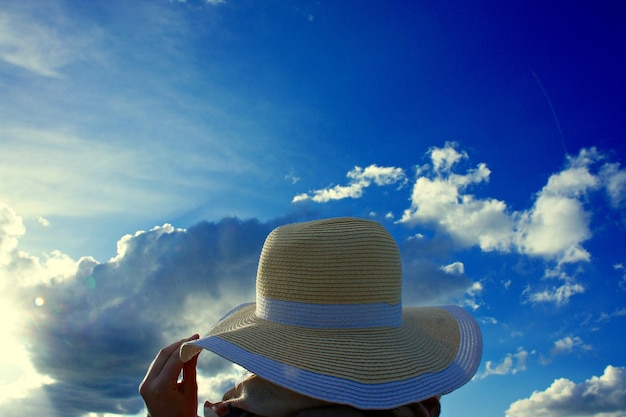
<box><xmin>256</xmin><ymin>295</ymin><xmax>402</xmax><ymax>329</ymax></box>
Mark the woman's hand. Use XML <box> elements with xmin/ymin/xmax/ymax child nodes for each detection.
<box><xmin>139</xmin><ymin>335</ymin><xmax>200</xmax><ymax>417</ymax></box>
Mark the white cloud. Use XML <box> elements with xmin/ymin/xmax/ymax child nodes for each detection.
<box><xmin>475</xmin><ymin>347</ymin><xmax>530</xmax><ymax>379</ymax></box>
<box><xmin>551</xmin><ymin>336</ymin><xmax>593</xmax><ymax>356</ymax></box>
<box><xmin>523</xmin><ymin>268</ymin><xmax>586</xmax><ymax>305</ymax></box>
<box><xmin>0</xmin><ymin>204</ymin><xmax>25</xmax><ymax>265</ymax></box>
<box><xmin>296</xmin><ymin>144</ymin><xmax>621</xmax><ymax>269</ymax></box>
<box><xmin>400</xmin><ymin>144</ymin><xmax>604</xmax><ymax>264</ymax></box>
<box><xmin>464</xmin><ymin>281</ymin><xmax>484</xmax><ymax>310</ymax></box>
<box><xmin>292</xmin><ymin>164</ymin><xmax>406</xmax><ymax>203</ymax></box>
<box><xmin>406</xmin><ymin>145</ymin><xmax>626</xmax><ymax>267</ymax></box>
<box><xmin>399</xmin><ymin>143</ymin><xmax>514</xmax><ymax>251</ymax></box>
<box><xmin>515</xmin><ymin>150</ymin><xmax>601</xmax><ymax>264</ymax></box>
<box><xmin>285</xmin><ymin>172</ymin><xmax>301</xmax><ymax>184</ymax></box>
<box><xmin>429</xmin><ymin>143</ymin><xmax>468</xmax><ymax>173</ymax></box>
<box><xmin>442</xmin><ymin>261</ymin><xmax>465</xmax><ymax>275</ymax></box>
<box><xmin>506</xmin><ymin>366</ymin><xmax>626</xmax><ymax>417</ymax></box>
<box><xmin>399</xmin><ymin>143</ymin><xmax>515</xmax><ymax>252</ymax></box>
<box><xmin>480</xmin><ymin>316</ymin><xmax>498</xmax><ymax>325</ymax></box>
<box><xmin>525</xmin><ymin>281</ymin><xmax>585</xmax><ymax>305</ymax></box>
<box><xmin>34</xmin><ymin>216</ymin><xmax>50</xmax><ymax>227</ymax></box>
<box><xmin>601</xmin><ymin>163</ymin><xmax>626</xmax><ymax>208</ymax></box>
<box><xmin>597</xmin><ymin>307</ymin><xmax>626</xmax><ymax>322</ymax></box>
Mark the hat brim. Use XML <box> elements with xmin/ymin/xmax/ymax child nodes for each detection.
<box><xmin>181</xmin><ymin>304</ymin><xmax>482</xmax><ymax>409</ymax></box>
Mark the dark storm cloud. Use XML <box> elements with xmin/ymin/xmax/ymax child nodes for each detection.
<box><xmin>12</xmin><ymin>213</ymin><xmax>476</xmax><ymax>417</ymax></box>
<box><xmin>19</xmin><ymin>217</ymin><xmax>278</xmax><ymax>417</ymax></box>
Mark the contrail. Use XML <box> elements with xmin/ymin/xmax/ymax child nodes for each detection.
<box><xmin>532</xmin><ymin>71</ymin><xmax>567</xmax><ymax>155</ymax></box>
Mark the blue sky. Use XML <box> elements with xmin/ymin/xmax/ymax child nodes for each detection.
<box><xmin>1</xmin><ymin>1</ymin><xmax>625</xmax><ymax>416</ymax></box>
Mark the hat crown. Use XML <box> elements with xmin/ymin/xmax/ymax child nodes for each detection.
<box><xmin>256</xmin><ymin>218</ymin><xmax>402</xmax><ymax>306</ymax></box>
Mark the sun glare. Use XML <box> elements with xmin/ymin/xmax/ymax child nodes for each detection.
<box><xmin>0</xmin><ymin>296</ymin><xmax>54</xmax><ymax>404</ymax></box>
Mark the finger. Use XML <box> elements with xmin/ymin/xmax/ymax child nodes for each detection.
<box><xmin>144</xmin><ymin>335</ymin><xmax>198</xmax><ymax>383</ymax></box>
<box><xmin>143</xmin><ymin>338</ymin><xmax>185</xmax><ymax>384</ymax></box>
<box><xmin>159</xmin><ymin>334</ymin><xmax>200</xmax><ymax>384</ymax></box>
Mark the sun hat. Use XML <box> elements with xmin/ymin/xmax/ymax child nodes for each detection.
<box><xmin>180</xmin><ymin>217</ymin><xmax>482</xmax><ymax>409</ymax></box>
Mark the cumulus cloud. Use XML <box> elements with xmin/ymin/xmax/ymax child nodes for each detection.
<box><xmin>292</xmin><ymin>164</ymin><xmax>407</xmax><ymax>203</ymax></box>
<box><xmin>1</xmin><ymin>211</ymin><xmax>278</xmax><ymax>417</ymax></box>
<box><xmin>289</xmin><ymin>143</ymin><xmax>626</xmax><ymax>307</ymax></box>
<box><xmin>295</xmin><ymin>143</ymin><xmax>626</xmax><ymax>272</ymax></box>
<box><xmin>398</xmin><ymin>142</ymin><xmax>515</xmax><ymax>252</ymax></box>
<box><xmin>506</xmin><ymin>365</ymin><xmax>626</xmax><ymax>417</ymax></box>
<box><xmin>399</xmin><ymin>144</ymin><xmax>607</xmax><ymax>264</ymax></box>
<box><xmin>516</xmin><ymin>149</ymin><xmax>602</xmax><ymax>264</ymax></box>
<box><xmin>0</xmin><ymin>204</ymin><xmax>24</xmax><ymax>264</ymax></box>
<box><xmin>1</xmin><ymin>202</ymin><xmax>478</xmax><ymax>417</ymax></box>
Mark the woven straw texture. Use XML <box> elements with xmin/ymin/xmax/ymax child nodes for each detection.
<box><xmin>209</xmin><ymin>304</ymin><xmax>459</xmax><ymax>383</ymax></box>
<box><xmin>257</xmin><ymin>218</ymin><xmax>401</xmax><ymax>304</ymax></box>
<box><xmin>179</xmin><ymin>217</ymin><xmax>482</xmax><ymax>408</ymax></box>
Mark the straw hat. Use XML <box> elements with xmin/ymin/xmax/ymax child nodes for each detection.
<box><xmin>180</xmin><ymin>217</ymin><xmax>482</xmax><ymax>409</ymax></box>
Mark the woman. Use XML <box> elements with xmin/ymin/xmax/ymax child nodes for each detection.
<box><xmin>140</xmin><ymin>218</ymin><xmax>482</xmax><ymax>417</ymax></box>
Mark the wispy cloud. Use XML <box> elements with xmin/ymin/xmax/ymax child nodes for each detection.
<box><xmin>0</xmin><ymin>4</ymin><xmax>102</xmax><ymax>77</ymax></box>
<box><xmin>550</xmin><ymin>336</ymin><xmax>593</xmax><ymax>356</ymax></box>
<box><xmin>601</xmin><ymin>163</ymin><xmax>626</xmax><ymax>209</ymax></box>
<box><xmin>597</xmin><ymin>307</ymin><xmax>626</xmax><ymax>323</ymax></box>
<box><xmin>524</xmin><ymin>281</ymin><xmax>585</xmax><ymax>305</ymax></box>
<box><xmin>506</xmin><ymin>366</ymin><xmax>626</xmax><ymax>417</ymax></box>
<box><xmin>474</xmin><ymin>347</ymin><xmax>532</xmax><ymax>380</ymax></box>
<box><xmin>538</xmin><ymin>335</ymin><xmax>593</xmax><ymax>365</ymax></box>
<box><xmin>292</xmin><ymin>164</ymin><xmax>407</xmax><ymax>203</ymax></box>
<box><xmin>0</xmin><ymin>127</ymin><xmax>187</xmax><ymax>217</ymax></box>
<box><xmin>522</xmin><ymin>268</ymin><xmax>586</xmax><ymax>306</ymax></box>
<box><xmin>0</xmin><ymin>1</ymin><xmax>304</xmax><ymax>229</ymax></box>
